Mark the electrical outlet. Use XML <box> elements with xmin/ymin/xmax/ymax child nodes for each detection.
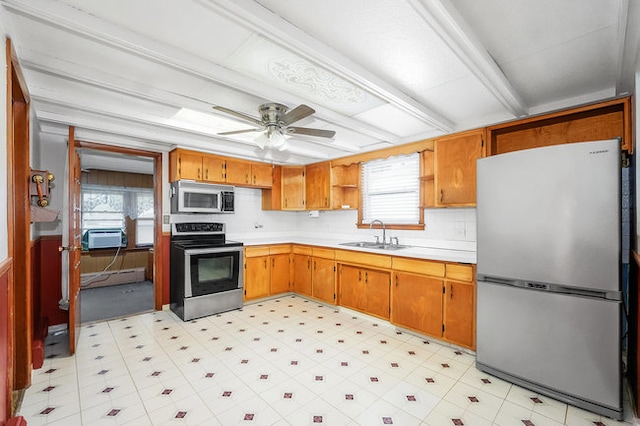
<box><xmin>163</xmin><ymin>214</ymin><xmax>170</xmax><ymax>224</ymax></box>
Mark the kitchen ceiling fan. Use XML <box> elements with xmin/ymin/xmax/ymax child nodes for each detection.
<box><xmin>213</xmin><ymin>103</ymin><xmax>336</xmax><ymax>151</ymax></box>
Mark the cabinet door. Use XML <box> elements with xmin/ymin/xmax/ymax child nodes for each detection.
<box><xmin>282</xmin><ymin>166</ymin><xmax>305</xmax><ymax>210</ymax></box>
<box><xmin>361</xmin><ymin>268</ymin><xmax>390</xmax><ymax>319</ymax></box>
<box><xmin>270</xmin><ymin>254</ymin><xmax>290</xmax><ymax>295</ymax></box>
<box><xmin>252</xmin><ymin>163</ymin><xmax>273</xmax><ymax>187</ymax></box>
<box><xmin>305</xmin><ymin>162</ymin><xmax>331</xmax><ymax>209</ymax></box>
<box><xmin>178</xmin><ymin>152</ymin><xmax>203</xmax><ymax>180</ymax></box>
<box><xmin>443</xmin><ymin>280</ymin><xmax>475</xmax><ymax>348</ymax></box>
<box><xmin>226</xmin><ymin>159</ymin><xmax>252</xmax><ymax>186</ymax></box>
<box><xmin>311</xmin><ymin>257</ymin><xmax>335</xmax><ymax>304</ymax></box>
<box><xmin>338</xmin><ymin>264</ymin><xmax>361</xmax><ymax>311</ymax></box>
<box><xmin>435</xmin><ymin>131</ymin><xmax>483</xmax><ymax>206</ymax></box>
<box><xmin>202</xmin><ymin>156</ymin><xmax>226</xmax><ymax>182</ymax></box>
<box><xmin>392</xmin><ymin>271</ymin><xmax>443</xmax><ymax>337</ymax></box>
<box><xmin>292</xmin><ymin>254</ymin><xmax>312</xmax><ymax>296</ymax></box>
<box><xmin>245</xmin><ymin>256</ymin><xmax>270</xmax><ymax>300</ymax></box>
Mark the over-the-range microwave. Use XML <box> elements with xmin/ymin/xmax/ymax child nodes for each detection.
<box><xmin>170</xmin><ymin>180</ymin><xmax>234</xmax><ymax>214</ymax></box>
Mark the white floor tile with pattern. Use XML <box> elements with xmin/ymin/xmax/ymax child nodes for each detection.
<box><xmin>18</xmin><ymin>296</ymin><xmax>634</xmax><ymax>425</ymax></box>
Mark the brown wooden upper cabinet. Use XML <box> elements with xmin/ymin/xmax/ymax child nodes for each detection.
<box><xmin>171</xmin><ymin>150</ymin><xmax>203</xmax><ymax>181</ymax></box>
<box><xmin>433</xmin><ymin>129</ymin><xmax>484</xmax><ymax>207</ymax></box>
<box><xmin>169</xmin><ymin>148</ymin><xmax>272</xmax><ymax>188</ymax></box>
<box><xmin>305</xmin><ymin>162</ymin><xmax>331</xmax><ymax>210</ymax></box>
<box><xmin>282</xmin><ymin>166</ymin><xmax>305</xmax><ymax>210</ymax></box>
<box><xmin>486</xmin><ymin>97</ymin><xmax>632</xmax><ymax>155</ymax></box>
<box><xmin>202</xmin><ymin>155</ymin><xmax>225</xmax><ymax>182</ymax></box>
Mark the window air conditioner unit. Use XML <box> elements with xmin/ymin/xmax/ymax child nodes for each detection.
<box><xmin>82</xmin><ymin>229</ymin><xmax>127</xmax><ymax>250</ymax></box>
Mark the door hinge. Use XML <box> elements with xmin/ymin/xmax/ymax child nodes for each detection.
<box><xmin>333</xmin><ymin>293</ymin><xmax>336</xmax><ymax>300</ymax></box>
<box><xmin>334</xmin><ymin>266</ymin><xmax>336</xmax><ymax>272</ymax></box>
<box><xmin>442</xmin><ymin>286</ymin><xmax>445</xmax><ymax>294</ymax></box>
<box><xmin>481</xmin><ymin>137</ymin><xmax>485</xmax><ymax>148</ymax></box>
<box><xmin>442</xmin><ymin>324</ymin><xmax>445</xmax><ymax>332</ymax></box>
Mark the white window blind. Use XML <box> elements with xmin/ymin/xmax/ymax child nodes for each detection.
<box><xmin>361</xmin><ymin>153</ymin><xmax>420</xmax><ymax>224</ymax></box>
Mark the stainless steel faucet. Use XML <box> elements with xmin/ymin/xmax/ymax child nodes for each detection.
<box><xmin>369</xmin><ymin>219</ymin><xmax>386</xmax><ymax>244</ymax></box>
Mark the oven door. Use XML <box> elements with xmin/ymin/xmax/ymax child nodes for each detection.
<box><xmin>184</xmin><ymin>246</ymin><xmax>243</xmax><ymax>297</ymax></box>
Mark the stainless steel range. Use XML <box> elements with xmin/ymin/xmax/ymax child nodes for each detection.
<box><xmin>170</xmin><ymin>222</ymin><xmax>243</xmax><ymax>321</ymax></box>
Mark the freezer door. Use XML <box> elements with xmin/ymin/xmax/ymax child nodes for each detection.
<box><xmin>476</xmin><ymin>139</ymin><xmax>620</xmax><ymax>293</ymax></box>
<box><xmin>477</xmin><ymin>280</ymin><xmax>621</xmax><ymax>414</ymax></box>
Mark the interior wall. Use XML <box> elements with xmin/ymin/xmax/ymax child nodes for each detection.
<box><xmin>33</xmin><ymin>134</ymin><xmax>66</xmax><ymax>237</ymax></box>
<box><xmin>207</xmin><ymin>187</ymin><xmax>476</xmax><ymax>251</ymax></box>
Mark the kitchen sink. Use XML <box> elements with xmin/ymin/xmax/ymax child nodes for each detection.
<box><xmin>339</xmin><ymin>241</ymin><xmax>411</xmax><ymax>250</ymax></box>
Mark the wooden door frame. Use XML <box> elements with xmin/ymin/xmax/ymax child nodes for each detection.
<box><xmin>6</xmin><ymin>38</ymin><xmax>32</xmax><ymax>393</ymax></box>
<box><xmin>72</xmin><ymin>139</ymin><xmax>164</xmax><ymax>311</ymax></box>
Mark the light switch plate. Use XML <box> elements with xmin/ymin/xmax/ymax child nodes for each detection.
<box><xmin>163</xmin><ymin>214</ymin><xmax>170</xmax><ymax>224</ymax></box>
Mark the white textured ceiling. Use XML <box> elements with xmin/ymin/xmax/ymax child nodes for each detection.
<box><xmin>1</xmin><ymin>0</ymin><xmax>637</xmax><ymax>166</ymax></box>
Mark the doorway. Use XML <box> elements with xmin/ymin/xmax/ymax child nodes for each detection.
<box><xmin>78</xmin><ymin>148</ymin><xmax>157</xmax><ymax>323</ymax></box>
<box><xmin>66</xmin><ymin>141</ymin><xmax>162</xmax><ymax>324</ymax></box>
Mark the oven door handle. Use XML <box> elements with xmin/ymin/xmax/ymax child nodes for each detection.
<box><xmin>184</xmin><ymin>246</ymin><xmax>244</xmax><ymax>255</ymax></box>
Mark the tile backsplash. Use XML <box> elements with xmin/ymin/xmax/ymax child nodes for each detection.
<box><xmin>202</xmin><ymin>187</ymin><xmax>476</xmax><ymax>251</ymax></box>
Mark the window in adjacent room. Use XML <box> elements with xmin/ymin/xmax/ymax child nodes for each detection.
<box><xmin>360</xmin><ymin>152</ymin><xmax>421</xmax><ymax>227</ymax></box>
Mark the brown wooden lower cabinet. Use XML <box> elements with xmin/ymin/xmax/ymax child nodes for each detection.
<box><xmin>244</xmin><ymin>256</ymin><xmax>270</xmax><ymax>300</ymax></box>
<box><xmin>443</xmin><ymin>279</ymin><xmax>475</xmax><ymax>348</ymax></box>
<box><xmin>244</xmin><ymin>244</ymin><xmax>475</xmax><ymax>349</ymax></box>
<box><xmin>392</xmin><ymin>271</ymin><xmax>443</xmax><ymax>337</ymax></box>
<box><xmin>338</xmin><ymin>264</ymin><xmax>390</xmax><ymax>320</ymax></box>
<box><xmin>293</xmin><ymin>253</ymin><xmax>312</xmax><ymax>297</ymax></box>
<box><xmin>270</xmin><ymin>254</ymin><xmax>291</xmax><ymax>294</ymax></box>
<box><xmin>311</xmin><ymin>257</ymin><xmax>336</xmax><ymax>304</ymax></box>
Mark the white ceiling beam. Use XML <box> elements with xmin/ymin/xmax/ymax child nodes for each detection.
<box><xmin>1</xmin><ymin>0</ymin><xmax>401</xmax><ymax>143</ymax></box>
<box><xmin>408</xmin><ymin>0</ymin><xmax>528</xmax><ymax>117</ymax></box>
<box><xmin>617</xmin><ymin>0</ymin><xmax>640</xmax><ymax>94</ymax></box>
<box><xmin>199</xmin><ymin>0</ymin><xmax>453</xmax><ymax>132</ymax></box>
<box><xmin>34</xmin><ymin>99</ymin><xmax>331</xmax><ymax>162</ymax></box>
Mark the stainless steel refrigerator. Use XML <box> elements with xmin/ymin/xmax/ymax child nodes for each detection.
<box><xmin>476</xmin><ymin>139</ymin><xmax>622</xmax><ymax>419</ymax></box>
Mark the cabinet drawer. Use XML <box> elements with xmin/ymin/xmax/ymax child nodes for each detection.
<box><xmin>244</xmin><ymin>246</ymin><xmax>270</xmax><ymax>257</ymax></box>
<box><xmin>392</xmin><ymin>257</ymin><xmax>445</xmax><ymax>277</ymax></box>
<box><xmin>269</xmin><ymin>244</ymin><xmax>291</xmax><ymax>255</ymax></box>
<box><xmin>446</xmin><ymin>264</ymin><xmax>474</xmax><ymax>282</ymax></box>
<box><xmin>335</xmin><ymin>250</ymin><xmax>391</xmax><ymax>269</ymax></box>
<box><xmin>292</xmin><ymin>245</ymin><xmax>313</xmax><ymax>256</ymax></box>
<box><xmin>312</xmin><ymin>247</ymin><xmax>334</xmax><ymax>260</ymax></box>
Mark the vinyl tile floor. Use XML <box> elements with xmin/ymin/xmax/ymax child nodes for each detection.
<box><xmin>18</xmin><ymin>295</ymin><xmax>635</xmax><ymax>425</ymax></box>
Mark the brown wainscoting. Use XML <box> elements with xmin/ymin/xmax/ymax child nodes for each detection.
<box><xmin>0</xmin><ymin>257</ymin><xmax>14</xmax><ymax>422</ymax></box>
<box><xmin>36</xmin><ymin>236</ymin><xmax>66</xmax><ymax>327</ymax></box>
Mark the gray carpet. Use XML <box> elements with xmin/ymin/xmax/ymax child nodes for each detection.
<box><xmin>80</xmin><ymin>281</ymin><xmax>154</xmax><ymax>323</ymax></box>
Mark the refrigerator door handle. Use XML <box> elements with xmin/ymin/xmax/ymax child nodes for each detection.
<box><xmin>477</xmin><ymin>275</ymin><xmax>522</xmax><ymax>287</ymax></box>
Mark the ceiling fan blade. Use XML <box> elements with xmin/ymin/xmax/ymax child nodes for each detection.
<box><xmin>280</xmin><ymin>104</ymin><xmax>315</xmax><ymax>125</ymax></box>
<box><xmin>218</xmin><ymin>128</ymin><xmax>261</xmax><ymax>136</ymax></box>
<box><xmin>213</xmin><ymin>106</ymin><xmax>263</xmax><ymax>126</ymax></box>
<box><xmin>287</xmin><ymin>127</ymin><xmax>336</xmax><ymax>138</ymax></box>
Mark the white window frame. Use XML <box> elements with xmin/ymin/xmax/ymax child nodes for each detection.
<box><xmin>360</xmin><ymin>153</ymin><xmax>421</xmax><ymax>226</ymax></box>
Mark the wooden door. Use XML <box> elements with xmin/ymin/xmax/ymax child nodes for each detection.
<box><xmin>434</xmin><ymin>130</ymin><xmax>483</xmax><ymax>206</ymax></box>
<box><xmin>338</xmin><ymin>264</ymin><xmax>361</xmax><ymax>311</ymax></box>
<box><xmin>251</xmin><ymin>163</ymin><xmax>273</xmax><ymax>187</ymax></box>
<box><xmin>282</xmin><ymin>166</ymin><xmax>305</xmax><ymax>210</ymax></box>
<box><xmin>270</xmin><ymin>254</ymin><xmax>290</xmax><ymax>295</ymax></box>
<box><xmin>225</xmin><ymin>159</ymin><xmax>251</xmax><ymax>185</ymax></box>
<box><xmin>177</xmin><ymin>151</ymin><xmax>203</xmax><ymax>180</ymax></box>
<box><xmin>311</xmin><ymin>257</ymin><xmax>335</xmax><ymax>304</ymax></box>
<box><xmin>244</xmin><ymin>256</ymin><xmax>270</xmax><ymax>300</ymax></box>
<box><xmin>443</xmin><ymin>280</ymin><xmax>475</xmax><ymax>348</ymax></box>
<box><xmin>392</xmin><ymin>271</ymin><xmax>443</xmax><ymax>337</ymax></box>
<box><xmin>67</xmin><ymin>129</ymin><xmax>83</xmax><ymax>354</ymax></box>
<box><xmin>305</xmin><ymin>163</ymin><xmax>330</xmax><ymax>209</ymax></box>
<box><xmin>292</xmin><ymin>254</ymin><xmax>312</xmax><ymax>296</ymax></box>
<box><xmin>361</xmin><ymin>268</ymin><xmax>390</xmax><ymax>319</ymax></box>
<box><xmin>202</xmin><ymin>155</ymin><xmax>225</xmax><ymax>182</ymax></box>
